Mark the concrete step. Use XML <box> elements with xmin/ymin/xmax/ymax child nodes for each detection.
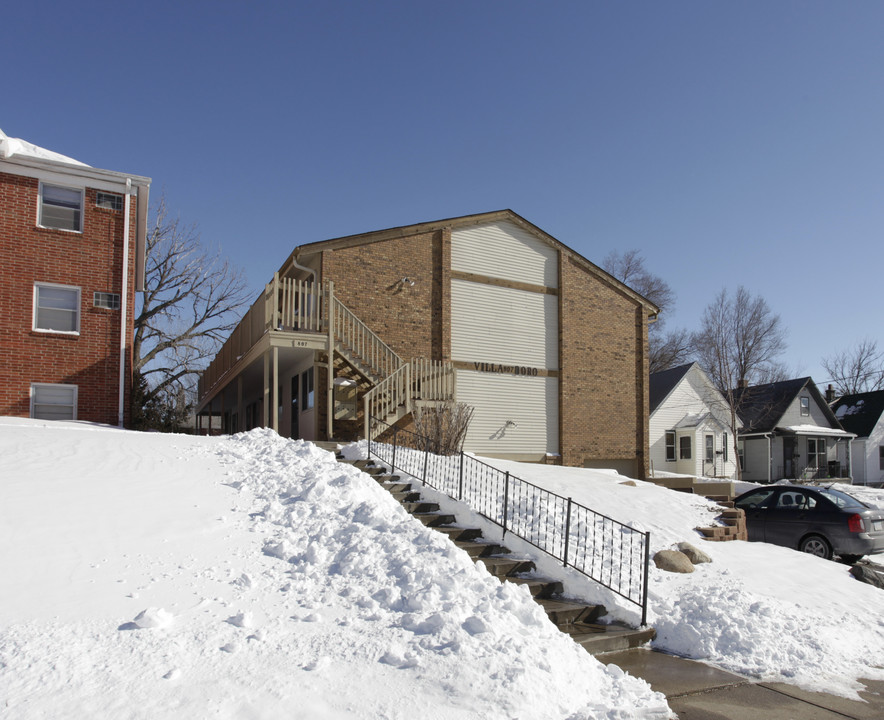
<box><xmin>401</xmin><ymin>501</ymin><xmax>441</xmax><ymax>514</ymax></box>
<box><xmin>505</xmin><ymin>576</ymin><xmax>564</xmax><ymax>598</ymax></box>
<box><xmin>389</xmin><ymin>490</ymin><xmax>421</xmax><ymax>503</ymax></box>
<box><xmin>433</xmin><ymin>526</ymin><xmax>484</xmax><ymax>542</ymax></box>
<box><xmin>477</xmin><ymin>556</ymin><xmax>535</xmax><ymax>578</ymax></box>
<box><xmin>412</xmin><ymin>512</ymin><xmax>458</xmax><ymax>527</ymax></box>
<box><xmin>453</xmin><ymin>540</ymin><xmax>511</xmax><ymax>558</ymax></box>
<box><xmin>536</xmin><ymin>598</ymin><xmax>606</xmax><ymax>626</ymax></box>
<box><xmin>567</xmin><ymin>623</ymin><xmax>657</xmax><ymax>655</ymax></box>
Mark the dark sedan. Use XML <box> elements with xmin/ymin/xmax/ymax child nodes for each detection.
<box><xmin>733</xmin><ymin>485</ymin><xmax>884</xmax><ymax>562</ymax></box>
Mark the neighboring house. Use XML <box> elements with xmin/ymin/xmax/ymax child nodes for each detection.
<box><xmin>0</xmin><ymin>129</ymin><xmax>151</xmax><ymax>426</ymax></box>
<box><xmin>831</xmin><ymin>390</ymin><xmax>884</xmax><ymax>486</ymax></box>
<box><xmin>195</xmin><ymin>210</ymin><xmax>659</xmax><ymax>476</ymax></box>
<box><xmin>648</xmin><ymin>362</ymin><xmax>741</xmax><ymax>479</ymax></box>
<box><xmin>732</xmin><ymin>377</ymin><xmax>854</xmax><ymax>483</ymax></box>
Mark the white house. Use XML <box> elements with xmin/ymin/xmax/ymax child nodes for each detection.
<box><xmin>734</xmin><ymin>377</ymin><xmax>854</xmax><ymax>483</ymax></box>
<box><xmin>831</xmin><ymin>390</ymin><xmax>884</xmax><ymax>486</ymax></box>
<box><xmin>649</xmin><ymin>363</ymin><xmax>741</xmax><ymax>479</ymax></box>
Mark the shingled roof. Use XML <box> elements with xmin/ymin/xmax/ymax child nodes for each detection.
<box><xmin>831</xmin><ymin>390</ymin><xmax>884</xmax><ymax>438</ymax></box>
<box><xmin>649</xmin><ymin>363</ymin><xmax>694</xmax><ymax>415</ymax></box>
<box><xmin>732</xmin><ymin>377</ymin><xmax>842</xmax><ymax>434</ymax></box>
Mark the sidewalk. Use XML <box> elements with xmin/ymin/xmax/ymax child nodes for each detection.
<box><xmin>602</xmin><ymin>648</ymin><xmax>884</xmax><ymax>719</ymax></box>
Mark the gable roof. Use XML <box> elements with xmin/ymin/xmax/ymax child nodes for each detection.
<box><xmin>649</xmin><ymin>362</ymin><xmax>694</xmax><ymax>415</ymax></box>
<box><xmin>732</xmin><ymin>377</ymin><xmax>842</xmax><ymax>434</ymax></box>
<box><xmin>0</xmin><ymin>127</ymin><xmax>89</xmax><ymax>166</ymax></box>
<box><xmin>279</xmin><ymin>209</ymin><xmax>660</xmax><ymax>314</ymax></box>
<box><xmin>831</xmin><ymin>390</ymin><xmax>884</xmax><ymax>438</ymax></box>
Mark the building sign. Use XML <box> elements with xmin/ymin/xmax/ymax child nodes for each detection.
<box><xmin>473</xmin><ymin>361</ymin><xmax>540</xmax><ymax>377</ymax></box>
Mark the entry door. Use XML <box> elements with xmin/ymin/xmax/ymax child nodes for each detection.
<box><xmin>783</xmin><ymin>437</ymin><xmax>796</xmax><ymax>479</ymax></box>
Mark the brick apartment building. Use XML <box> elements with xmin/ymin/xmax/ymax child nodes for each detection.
<box><xmin>0</xmin><ymin>129</ymin><xmax>151</xmax><ymax>426</ymax></box>
<box><xmin>196</xmin><ymin>211</ymin><xmax>658</xmax><ymax>476</ymax></box>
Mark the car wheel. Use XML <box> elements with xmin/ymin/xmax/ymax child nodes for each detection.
<box><xmin>799</xmin><ymin>535</ymin><xmax>832</xmax><ymax>559</ymax></box>
<box><xmin>839</xmin><ymin>554</ymin><xmax>863</xmax><ymax>565</ymax></box>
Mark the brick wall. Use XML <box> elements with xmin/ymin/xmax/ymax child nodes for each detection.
<box><xmin>320</xmin><ymin>229</ymin><xmax>449</xmax><ymax>362</ymax></box>
<box><xmin>0</xmin><ymin>171</ymin><xmax>137</xmax><ymax>425</ymax></box>
<box><xmin>559</xmin><ymin>255</ymin><xmax>649</xmax><ymax>476</ymax></box>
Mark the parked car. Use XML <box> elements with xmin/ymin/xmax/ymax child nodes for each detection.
<box><xmin>733</xmin><ymin>485</ymin><xmax>884</xmax><ymax>562</ymax></box>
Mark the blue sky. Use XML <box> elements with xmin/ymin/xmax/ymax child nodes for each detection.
<box><xmin>5</xmin><ymin>1</ymin><xmax>882</xmax><ymax>385</ymax></box>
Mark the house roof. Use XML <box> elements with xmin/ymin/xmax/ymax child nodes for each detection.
<box><xmin>831</xmin><ymin>390</ymin><xmax>884</xmax><ymax>438</ymax></box>
<box><xmin>278</xmin><ymin>209</ymin><xmax>660</xmax><ymax>314</ymax></box>
<box><xmin>649</xmin><ymin>362</ymin><xmax>694</xmax><ymax>415</ymax></box>
<box><xmin>732</xmin><ymin>377</ymin><xmax>843</xmax><ymax>434</ymax></box>
<box><xmin>0</xmin><ymin>128</ymin><xmax>89</xmax><ymax>166</ymax></box>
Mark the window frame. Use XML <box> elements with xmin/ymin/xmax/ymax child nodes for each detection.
<box><xmin>879</xmin><ymin>446</ymin><xmax>884</xmax><ymax>472</ymax></box>
<box><xmin>38</xmin><ymin>182</ymin><xmax>84</xmax><ymax>232</ymax></box>
<box><xmin>665</xmin><ymin>431</ymin><xmax>676</xmax><ymax>461</ymax></box>
<box><xmin>34</xmin><ymin>282</ymin><xmax>81</xmax><ymax>334</ymax></box>
<box><xmin>800</xmin><ymin>397</ymin><xmax>810</xmax><ymax>416</ymax></box>
<box><xmin>705</xmin><ymin>434</ymin><xmax>715</xmax><ymax>463</ymax></box>
<box><xmin>679</xmin><ymin>435</ymin><xmax>692</xmax><ymax>460</ymax></box>
<box><xmin>30</xmin><ymin>382</ymin><xmax>78</xmax><ymax>421</ymax></box>
<box><xmin>722</xmin><ymin>432</ymin><xmax>728</xmax><ymax>462</ymax></box>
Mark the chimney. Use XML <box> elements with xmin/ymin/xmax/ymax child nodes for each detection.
<box><xmin>825</xmin><ymin>384</ymin><xmax>836</xmax><ymax>403</ymax></box>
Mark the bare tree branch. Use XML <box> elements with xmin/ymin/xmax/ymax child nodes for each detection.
<box><xmin>132</xmin><ymin>195</ymin><xmax>251</xmax><ymax>426</ymax></box>
<box><xmin>822</xmin><ymin>339</ymin><xmax>884</xmax><ymax>395</ymax></box>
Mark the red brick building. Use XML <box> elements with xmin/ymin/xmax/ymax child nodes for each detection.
<box><xmin>0</xmin><ymin>129</ymin><xmax>151</xmax><ymax>426</ymax></box>
<box><xmin>196</xmin><ymin>211</ymin><xmax>658</xmax><ymax>476</ymax></box>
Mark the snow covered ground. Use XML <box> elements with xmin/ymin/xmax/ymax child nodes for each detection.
<box><xmin>0</xmin><ymin>419</ymin><xmax>668</xmax><ymax>719</ymax></box>
<box><xmin>2</xmin><ymin>419</ymin><xmax>882</xmax><ymax>719</ymax></box>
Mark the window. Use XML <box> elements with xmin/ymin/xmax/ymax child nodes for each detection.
<box><xmin>96</xmin><ymin>192</ymin><xmax>123</xmax><ymax>211</ymax></box>
<box><xmin>30</xmin><ymin>383</ymin><xmax>77</xmax><ymax>420</ymax></box>
<box><xmin>722</xmin><ymin>432</ymin><xmax>728</xmax><ymax>462</ymax></box>
<box><xmin>705</xmin><ymin>434</ymin><xmax>714</xmax><ymax>463</ymax></box>
<box><xmin>665</xmin><ymin>431</ymin><xmax>676</xmax><ymax>461</ymax></box>
<box><xmin>302</xmin><ymin>367</ymin><xmax>314</xmax><ymax>410</ymax></box>
<box><xmin>40</xmin><ymin>183</ymin><xmax>83</xmax><ymax>231</ymax></box>
<box><xmin>679</xmin><ymin>435</ymin><xmax>691</xmax><ymax>460</ymax></box>
<box><xmin>738</xmin><ymin>440</ymin><xmax>745</xmax><ymax>470</ymax></box>
<box><xmin>880</xmin><ymin>446</ymin><xmax>884</xmax><ymax>471</ymax></box>
<box><xmin>800</xmin><ymin>397</ymin><xmax>810</xmax><ymax>416</ymax></box>
<box><xmin>34</xmin><ymin>283</ymin><xmax>80</xmax><ymax>333</ymax></box>
<box><xmin>807</xmin><ymin>437</ymin><xmax>826</xmax><ymax>469</ymax></box>
<box><xmin>93</xmin><ymin>292</ymin><xmax>120</xmax><ymax>310</ymax></box>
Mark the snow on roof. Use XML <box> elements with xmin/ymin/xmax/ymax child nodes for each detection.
<box><xmin>0</xmin><ymin>127</ymin><xmax>90</xmax><ymax>167</ymax></box>
<box><xmin>779</xmin><ymin>424</ymin><xmax>855</xmax><ymax>437</ymax></box>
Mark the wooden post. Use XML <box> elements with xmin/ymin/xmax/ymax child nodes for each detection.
<box><xmin>263</xmin><ymin>351</ymin><xmax>270</xmax><ymax>428</ymax></box>
<box><xmin>327</xmin><ymin>280</ymin><xmax>335</xmax><ymax>441</ymax></box>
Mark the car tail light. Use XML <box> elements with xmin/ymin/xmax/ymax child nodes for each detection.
<box><xmin>848</xmin><ymin>514</ymin><xmax>866</xmax><ymax>533</ymax></box>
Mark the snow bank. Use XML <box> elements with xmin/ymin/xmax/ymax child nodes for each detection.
<box><xmin>0</xmin><ymin>420</ymin><xmax>668</xmax><ymax>719</ymax></box>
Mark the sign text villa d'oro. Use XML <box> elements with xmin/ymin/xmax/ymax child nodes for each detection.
<box><xmin>473</xmin><ymin>361</ymin><xmax>539</xmax><ymax>377</ymax></box>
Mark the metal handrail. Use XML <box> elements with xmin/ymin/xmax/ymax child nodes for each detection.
<box><xmin>368</xmin><ymin>418</ymin><xmax>651</xmax><ymax>626</ymax></box>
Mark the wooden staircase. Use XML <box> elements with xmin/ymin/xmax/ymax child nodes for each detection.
<box><xmin>337</xmin><ymin>453</ymin><xmax>656</xmax><ymax>655</ymax></box>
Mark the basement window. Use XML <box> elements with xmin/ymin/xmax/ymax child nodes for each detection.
<box><xmin>30</xmin><ymin>383</ymin><xmax>78</xmax><ymax>421</ymax></box>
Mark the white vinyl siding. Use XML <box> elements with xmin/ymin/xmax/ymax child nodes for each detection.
<box><xmin>451</xmin><ymin>221</ymin><xmax>558</xmax><ymax>288</ymax></box>
<box><xmin>451</xmin><ymin>279</ymin><xmax>558</xmax><ymax>369</ymax></box>
<box><xmin>30</xmin><ymin>383</ymin><xmax>77</xmax><ymax>420</ymax></box>
<box><xmin>457</xmin><ymin>370</ymin><xmax>558</xmax><ymax>457</ymax></box>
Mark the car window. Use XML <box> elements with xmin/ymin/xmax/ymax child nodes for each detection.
<box><xmin>818</xmin><ymin>488</ymin><xmax>866</xmax><ymax>509</ymax></box>
<box><xmin>776</xmin><ymin>491</ymin><xmax>816</xmax><ymax>510</ymax></box>
<box><xmin>736</xmin><ymin>489</ymin><xmax>776</xmax><ymax>509</ymax></box>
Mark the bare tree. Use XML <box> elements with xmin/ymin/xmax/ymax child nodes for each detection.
<box><xmin>822</xmin><ymin>339</ymin><xmax>884</xmax><ymax>395</ymax></box>
<box><xmin>692</xmin><ymin>287</ymin><xmax>788</xmax><ymax>477</ymax></box>
<box><xmin>412</xmin><ymin>401</ymin><xmax>474</xmax><ymax>455</ymax></box>
<box><xmin>132</xmin><ymin>196</ymin><xmax>251</xmax><ymax>428</ymax></box>
<box><xmin>602</xmin><ymin>250</ymin><xmax>691</xmax><ymax>372</ymax></box>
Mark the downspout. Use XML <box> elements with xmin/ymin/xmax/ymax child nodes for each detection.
<box><xmin>118</xmin><ymin>179</ymin><xmax>132</xmax><ymax>428</ymax></box>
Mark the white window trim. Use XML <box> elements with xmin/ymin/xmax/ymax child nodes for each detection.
<box><xmin>38</xmin><ymin>181</ymin><xmax>84</xmax><ymax>233</ymax></box>
<box><xmin>664</xmin><ymin>431</ymin><xmax>676</xmax><ymax>462</ymax></box>
<box><xmin>30</xmin><ymin>382</ymin><xmax>78</xmax><ymax>420</ymax></box>
<box><xmin>33</xmin><ymin>282</ymin><xmax>81</xmax><ymax>335</ymax></box>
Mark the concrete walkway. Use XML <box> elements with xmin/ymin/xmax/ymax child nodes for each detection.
<box><xmin>602</xmin><ymin>648</ymin><xmax>884</xmax><ymax>719</ymax></box>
